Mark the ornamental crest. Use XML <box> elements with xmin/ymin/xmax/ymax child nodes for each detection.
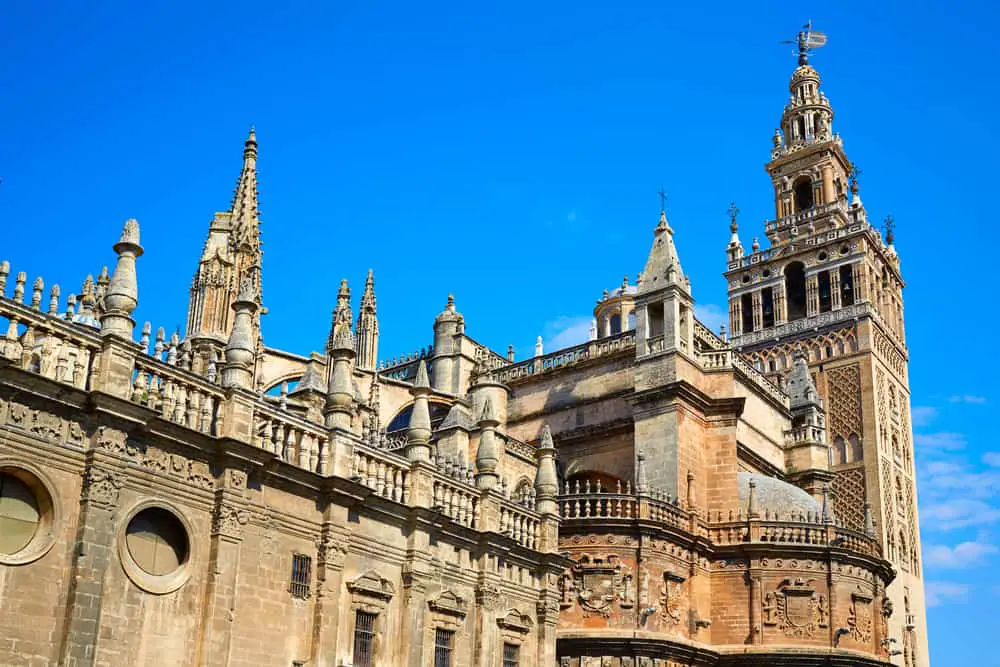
<box><xmin>848</xmin><ymin>588</ymin><xmax>874</xmax><ymax>643</ymax></box>
<box><xmin>572</xmin><ymin>554</ymin><xmax>632</xmax><ymax>618</ymax></box>
<box><xmin>659</xmin><ymin>571</ymin><xmax>686</xmax><ymax>625</ymax></box>
<box><xmin>762</xmin><ymin>578</ymin><xmax>828</xmax><ymax>638</ymax></box>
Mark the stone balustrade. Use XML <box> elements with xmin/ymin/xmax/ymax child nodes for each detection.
<box><xmin>253</xmin><ymin>401</ymin><xmax>330</xmax><ymax>472</ymax></box>
<box><xmin>498</xmin><ymin>499</ymin><xmax>539</xmax><ymax>549</ymax></box>
<box><xmin>785</xmin><ymin>422</ymin><xmax>824</xmax><ymax>445</ymax></box>
<box><xmin>487</xmin><ymin>330</ymin><xmax>635</xmax><ymax>384</ymax></box>
<box><xmin>351</xmin><ymin>446</ymin><xmax>410</xmax><ymax>503</ymax></box>
<box><xmin>431</xmin><ymin>475</ymin><xmax>479</xmax><ymax>528</ymax></box>
<box><xmin>131</xmin><ymin>355</ymin><xmax>225</xmax><ymax>436</ymax></box>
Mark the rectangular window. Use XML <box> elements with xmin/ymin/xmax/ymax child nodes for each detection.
<box><xmin>353</xmin><ymin>611</ymin><xmax>377</xmax><ymax>667</ymax></box>
<box><xmin>503</xmin><ymin>642</ymin><xmax>520</xmax><ymax>667</ymax></box>
<box><xmin>761</xmin><ymin>287</ymin><xmax>775</xmax><ymax>328</ymax></box>
<box><xmin>288</xmin><ymin>554</ymin><xmax>311</xmax><ymax>599</ymax></box>
<box><xmin>817</xmin><ymin>270</ymin><xmax>832</xmax><ymax>313</ymax></box>
<box><xmin>433</xmin><ymin>628</ymin><xmax>454</xmax><ymax>667</ymax></box>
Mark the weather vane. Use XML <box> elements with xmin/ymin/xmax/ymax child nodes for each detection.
<box><xmin>848</xmin><ymin>161</ymin><xmax>862</xmax><ymax>190</ymax></box>
<box><xmin>657</xmin><ymin>187</ymin><xmax>667</xmax><ymax>213</ymax></box>
<box><xmin>727</xmin><ymin>202</ymin><xmax>740</xmax><ymax>232</ymax></box>
<box><xmin>781</xmin><ymin>20</ymin><xmax>828</xmax><ymax>65</ymax></box>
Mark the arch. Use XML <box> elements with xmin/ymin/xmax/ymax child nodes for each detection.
<box><xmin>793</xmin><ymin>176</ymin><xmax>814</xmax><ymax>211</ymax></box>
<box><xmin>565</xmin><ymin>470</ymin><xmax>627</xmax><ymax>494</ymax></box>
<box><xmin>386</xmin><ymin>400</ymin><xmax>453</xmax><ymax>435</ymax></box>
<box><xmin>610</xmin><ymin>314</ymin><xmax>622</xmax><ymax>336</ymax></box>
<box><xmin>832</xmin><ymin>436</ymin><xmax>847</xmax><ymax>466</ymax></box>
<box><xmin>513</xmin><ymin>478</ymin><xmax>533</xmax><ymax>504</ymax></box>
<box><xmin>848</xmin><ymin>434</ymin><xmax>863</xmax><ymax>462</ymax></box>
<box><xmin>783</xmin><ymin>262</ymin><xmax>807</xmax><ymax>321</ymax></box>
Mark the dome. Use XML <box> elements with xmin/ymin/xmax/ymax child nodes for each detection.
<box><xmin>737</xmin><ymin>471</ymin><xmax>820</xmax><ymax>518</ymax></box>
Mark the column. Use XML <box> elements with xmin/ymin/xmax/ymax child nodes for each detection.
<box><xmin>58</xmin><ymin>454</ymin><xmax>125</xmax><ymax>667</ymax></box>
<box><xmin>830</xmin><ymin>269</ymin><xmax>842</xmax><ymax>310</ymax></box>
<box><xmin>196</xmin><ymin>472</ymin><xmax>248</xmax><ymax>667</ymax></box>
<box><xmin>729</xmin><ymin>298</ymin><xmax>742</xmax><ymax>337</ymax></box>
<box><xmin>774</xmin><ymin>282</ymin><xmax>787</xmax><ymax>325</ymax></box>
<box><xmin>821</xmin><ymin>165</ymin><xmax>835</xmax><ymax>206</ymax></box>
<box><xmin>311</xmin><ymin>520</ymin><xmax>350</xmax><ymax>667</ymax></box>
<box><xmin>806</xmin><ymin>274</ymin><xmax>819</xmax><ymax>317</ymax></box>
<box><xmin>851</xmin><ymin>263</ymin><xmax>862</xmax><ymax>304</ymax></box>
<box><xmin>751</xmin><ymin>290</ymin><xmax>763</xmax><ymax>332</ymax></box>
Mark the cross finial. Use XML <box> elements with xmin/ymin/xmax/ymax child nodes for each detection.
<box><xmin>883</xmin><ymin>215</ymin><xmax>896</xmax><ymax>245</ymax></box>
<box><xmin>657</xmin><ymin>187</ymin><xmax>667</xmax><ymax>213</ymax></box>
<box><xmin>848</xmin><ymin>162</ymin><xmax>862</xmax><ymax>191</ymax></box>
<box><xmin>727</xmin><ymin>201</ymin><xmax>740</xmax><ymax>233</ymax></box>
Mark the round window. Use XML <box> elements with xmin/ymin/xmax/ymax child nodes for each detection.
<box><xmin>762</xmin><ymin>269</ymin><xmax>771</xmax><ymax>278</ymax></box>
<box><xmin>742</xmin><ymin>274</ymin><xmax>751</xmax><ymax>284</ymax></box>
<box><xmin>817</xmin><ymin>251</ymin><xmax>828</xmax><ymax>261</ymax></box>
<box><xmin>840</xmin><ymin>245</ymin><xmax>849</xmax><ymax>255</ymax></box>
<box><xmin>0</xmin><ymin>473</ymin><xmax>40</xmax><ymax>555</ymax></box>
<box><xmin>125</xmin><ymin>507</ymin><xmax>189</xmax><ymax>576</ymax></box>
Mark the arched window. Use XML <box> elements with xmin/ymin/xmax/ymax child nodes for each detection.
<box><xmin>793</xmin><ymin>176</ymin><xmax>814</xmax><ymax>211</ymax></box>
<box><xmin>840</xmin><ymin>265</ymin><xmax>855</xmax><ymax>306</ymax></box>
<box><xmin>741</xmin><ymin>293</ymin><xmax>754</xmax><ymax>334</ymax></box>
<box><xmin>610</xmin><ymin>314</ymin><xmax>622</xmax><ymax>336</ymax></box>
<box><xmin>849</xmin><ymin>434</ymin><xmax>863</xmax><ymax>462</ymax></box>
<box><xmin>784</xmin><ymin>262</ymin><xmax>807</xmax><ymax>321</ymax></box>
<box><xmin>762</xmin><ymin>287</ymin><xmax>775</xmax><ymax>328</ymax></box>
<box><xmin>832</xmin><ymin>436</ymin><xmax>847</xmax><ymax>465</ymax></box>
<box><xmin>627</xmin><ymin>311</ymin><xmax>636</xmax><ymax>331</ymax></box>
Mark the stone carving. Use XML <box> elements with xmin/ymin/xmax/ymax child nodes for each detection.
<box><xmin>572</xmin><ymin>554</ymin><xmax>631</xmax><ymax>618</ymax></box>
<box><xmin>763</xmin><ymin>578</ymin><xmax>828</xmax><ymax>638</ymax></box>
<box><xmin>347</xmin><ymin>571</ymin><xmax>395</xmax><ymax>601</ymax></box>
<box><xmin>67</xmin><ymin>420</ymin><xmax>86</xmax><ymax>446</ymax></box>
<box><xmin>428</xmin><ymin>590</ymin><xmax>468</xmax><ymax>618</ymax></box>
<box><xmin>848</xmin><ymin>588</ymin><xmax>874</xmax><ymax>643</ymax></box>
<box><xmin>228</xmin><ymin>469</ymin><xmax>248</xmax><ymax>490</ymax></box>
<box><xmin>212</xmin><ymin>504</ymin><xmax>249</xmax><ymax>539</ymax></box>
<box><xmin>8</xmin><ymin>401</ymin><xmax>28</xmax><ymax>426</ymax></box>
<box><xmin>82</xmin><ymin>467</ymin><xmax>124</xmax><ymax>508</ymax></box>
<box><xmin>659</xmin><ymin>571</ymin><xmax>686</xmax><ymax>625</ymax></box>
<box><xmin>316</xmin><ymin>532</ymin><xmax>348</xmax><ymax>566</ymax></box>
<box><xmin>186</xmin><ymin>459</ymin><xmax>214</xmax><ymax>489</ymax></box>
<box><xmin>30</xmin><ymin>410</ymin><xmax>62</xmax><ymax>440</ymax></box>
<box><xmin>497</xmin><ymin>608</ymin><xmax>533</xmax><ymax>634</ymax></box>
<box><xmin>476</xmin><ymin>583</ymin><xmax>502</xmax><ymax>611</ymax></box>
<box><xmin>558</xmin><ymin>572</ymin><xmax>575</xmax><ymax>609</ymax></box>
<box><xmin>95</xmin><ymin>425</ymin><xmax>128</xmax><ymax>453</ymax></box>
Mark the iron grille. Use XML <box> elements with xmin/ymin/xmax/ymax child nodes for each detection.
<box><xmin>503</xmin><ymin>642</ymin><xmax>519</xmax><ymax>667</ymax></box>
<box><xmin>353</xmin><ymin>611</ymin><xmax>376</xmax><ymax>667</ymax></box>
<box><xmin>433</xmin><ymin>628</ymin><xmax>454</xmax><ymax>667</ymax></box>
<box><xmin>288</xmin><ymin>554</ymin><xmax>311</xmax><ymax>599</ymax></box>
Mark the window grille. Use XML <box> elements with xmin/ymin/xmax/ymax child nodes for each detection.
<box><xmin>503</xmin><ymin>642</ymin><xmax>520</xmax><ymax>667</ymax></box>
<box><xmin>433</xmin><ymin>628</ymin><xmax>454</xmax><ymax>667</ymax></box>
<box><xmin>353</xmin><ymin>611</ymin><xmax>377</xmax><ymax>667</ymax></box>
<box><xmin>288</xmin><ymin>554</ymin><xmax>312</xmax><ymax>599</ymax></box>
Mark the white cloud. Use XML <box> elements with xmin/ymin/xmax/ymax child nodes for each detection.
<box><xmin>924</xmin><ymin>581</ymin><xmax>969</xmax><ymax>607</ymax></box>
<box><xmin>984</xmin><ymin>453</ymin><xmax>1000</xmax><ymax>468</ymax></box>
<box><xmin>911</xmin><ymin>406</ymin><xmax>937</xmax><ymax>428</ymax></box>
<box><xmin>920</xmin><ymin>499</ymin><xmax>1000</xmax><ymax>530</ymax></box>
<box><xmin>542</xmin><ymin>316</ymin><xmax>593</xmax><ymax>352</ymax></box>
<box><xmin>923</xmin><ymin>541</ymin><xmax>998</xmax><ymax>568</ymax></box>
<box><xmin>948</xmin><ymin>395</ymin><xmax>987</xmax><ymax>404</ymax></box>
<box><xmin>914</xmin><ymin>432</ymin><xmax>967</xmax><ymax>452</ymax></box>
<box><xmin>694</xmin><ymin>303</ymin><xmax>727</xmax><ymax>334</ymax></box>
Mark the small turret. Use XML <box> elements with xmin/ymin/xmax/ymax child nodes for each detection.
<box><xmin>405</xmin><ymin>360</ymin><xmax>433</xmax><ymax>462</ymax></box>
<box><xmin>100</xmin><ymin>219</ymin><xmax>144</xmax><ymax>339</ymax></box>
<box><xmin>355</xmin><ymin>269</ymin><xmax>379</xmax><ymax>370</ymax></box>
<box><xmin>324</xmin><ymin>289</ymin><xmax>357</xmax><ymax>430</ymax></box>
<box><xmin>431</xmin><ymin>294</ymin><xmax>464</xmax><ymax>393</ymax></box>
<box><xmin>221</xmin><ymin>278</ymin><xmax>258</xmax><ymax>389</ymax></box>
<box><xmin>533</xmin><ymin>425</ymin><xmax>559</xmax><ymax>515</ymax></box>
<box><xmin>474</xmin><ymin>398</ymin><xmax>500</xmax><ymax>491</ymax></box>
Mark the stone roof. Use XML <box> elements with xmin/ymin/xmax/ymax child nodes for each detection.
<box><xmin>737</xmin><ymin>471</ymin><xmax>820</xmax><ymax>517</ymax></box>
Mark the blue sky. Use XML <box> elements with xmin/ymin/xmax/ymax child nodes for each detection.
<box><xmin>0</xmin><ymin>1</ymin><xmax>996</xmax><ymax>663</ymax></box>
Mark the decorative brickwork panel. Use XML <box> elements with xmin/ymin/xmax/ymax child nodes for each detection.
<box><xmin>827</xmin><ymin>363</ymin><xmax>863</xmax><ymax>442</ymax></box>
<box><xmin>833</xmin><ymin>466</ymin><xmax>866</xmax><ymax>530</ymax></box>
<box><xmin>880</xmin><ymin>458</ymin><xmax>896</xmax><ymax>561</ymax></box>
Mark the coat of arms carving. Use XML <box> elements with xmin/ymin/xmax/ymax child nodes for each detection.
<box><xmin>762</xmin><ymin>578</ymin><xmax>828</xmax><ymax>638</ymax></box>
<box><xmin>572</xmin><ymin>554</ymin><xmax>633</xmax><ymax>618</ymax></box>
<box><xmin>659</xmin><ymin>571</ymin><xmax>686</xmax><ymax>625</ymax></box>
<box><xmin>848</xmin><ymin>588</ymin><xmax>874</xmax><ymax>643</ymax></box>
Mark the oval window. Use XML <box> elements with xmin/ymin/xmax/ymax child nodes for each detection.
<box><xmin>0</xmin><ymin>473</ymin><xmax>40</xmax><ymax>555</ymax></box>
<box><xmin>126</xmin><ymin>507</ymin><xmax>189</xmax><ymax>576</ymax></box>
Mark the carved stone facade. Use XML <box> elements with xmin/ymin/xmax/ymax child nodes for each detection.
<box><xmin>0</xmin><ymin>25</ymin><xmax>921</xmax><ymax>667</ymax></box>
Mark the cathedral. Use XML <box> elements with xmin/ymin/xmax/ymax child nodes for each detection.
<box><xmin>0</xmin><ymin>28</ymin><xmax>927</xmax><ymax>667</ymax></box>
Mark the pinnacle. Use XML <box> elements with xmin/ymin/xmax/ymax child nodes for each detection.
<box><xmin>478</xmin><ymin>397</ymin><xmax>495</xmax><ymax>423</ymax></box>
<box><xmin>414</xmin><ymin>359</ymin><xmax>430</xmax><ymax>389</ymax></box>
<box><xmin>539</xmin><ymin>424</ymin><xmax>554</xmax><ymax>450</ymax></box>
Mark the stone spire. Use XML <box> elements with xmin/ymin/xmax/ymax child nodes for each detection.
<box><xmin>638</xmin><ymin>210</ymin><xmax>686</xmax><ymax>294</ymax></box>
<box><xmin>533</xmin><ymin>424</ymin><xmax>559</xmax><ymax>515</ymax></box>
<box><xmin>355</xmin><ymin>269</ymin><xmax>379</xmax><ymax>370</ymax></box>
<box><xmin>405</xmin><ymin>361</ymin><xmax>433</xmax><ymax>463</ymax></box>
<box><xmin>327</xmin><ymin>279</ymin><xmax>353</xmax><ymax>354</ymax></box>
<box><xmin>221</xmin><ymin>278</ymin><xmax>259</xmax><ymax>389</ymax></box>
<box><xmin>787</xmin><ymin>349</ymin><xmax>821</xmax><ymax>410</ymax></box>
<box><xmin>474</xmin><ymin>398</ymin><xmax>500</xmax><ymax>491</ymax></box>
<box><xmin>100</xmin><ymin>218</ymin><xmax>143</xmax><ymax>339</ymax></box>
<box><xmin>324</xmin><ymin>293</ymin><xmax>356</xmax><ymax>431</ymax></box>
<box><xmin>186</xmin><ymin>128</ymin><xmax>264</xmax><ymax>375</ymax></box>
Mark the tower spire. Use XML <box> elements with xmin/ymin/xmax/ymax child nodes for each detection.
<box><xmin>355</xmin><ymin>269</ymin><xmax>379</xmax><ymax>370</ymax></box>
<box><xmin>185</xmin><ymin>129</ymin><xmax>265</xmax><ymax>377</ymax></box>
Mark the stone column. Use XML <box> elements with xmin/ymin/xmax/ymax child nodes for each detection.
<box><xmin>58</xmin><ymin>454</ymin><xmax>126</xmax><ymax>667</ymax></box>
<box><xmin>821</xmin><ymin>165</ymin><xmax>834</xmax><ymax>205</ymax></box>
<box><xmin>535</xmin><ymin>588</ymin><xmax>560</xmax><ymax>667</ymax></box>
<box><xmin>830</xmin><ymin>269</ymin><xmax>842</xmax><ymax>310</ymax></box>
<box><xmin>473</xmin><ymin>579</ymin><xmax>503</xmax><ymax>667</ymax></box>
<box><xmin>401</xmin><ymin>557</ymin><xmax>433</xmax><ymax>666</ymax></box>
<box><xmin>774</xmin><ymin>283</ymin><xmax>787</xmax><ymax>325</ymax></box>
<box><xmin>310</xmin><ymin>519</ymin><xmax>350</xmax><ymax>667</ymax></box>
<box><xmin>751</xmin><ymin>290</ymin><xmax>763</xmax><ymax>332</ymax></box>
<box><xmin>806</xmin><ymin>274</ymin><xmax>819</xmax><ymax>317</ymax></box>
<box><xmin>729</xmin><ymin>298</ymin><xmax>742</xmax><ymax>337</ymax></box>
<box><xmin>195</xmin><ymin>471</ymin><xmax>250</xmax><ymax>667</ymax></box>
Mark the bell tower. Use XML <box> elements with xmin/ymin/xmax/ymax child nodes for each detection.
<box><xmin>724</xmin><ymin>26</ymin><xmax>927</xmax><ymax>666</ymax></box>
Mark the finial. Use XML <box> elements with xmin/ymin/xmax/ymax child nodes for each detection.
<box><xmin>101</xmin><ymin>218</ymin><xmax>144</xmax><ymax>338</ymax></box>
<box><xmin>414</xmin><ymin>359</ymin><xmax>430</xmax><ymax>390</ymax></box>
<box><xmin>535</xmin><ymin>336</ymin><xmax>543</xmax><ymax>357</ymax></box>
<box><xmin>656</xmin><ymin>187</ymin><xmax>667</xmax><ymax>214</ymax></box>
<box><xmin>727</xmin><ymin>202</ymin><xmax>740</xmax><ymax>234</ymax></box>
<box><xmin>507</xmin><ymin>344</ymin><xmax>515</xmax><ymax>362</ymax></box>
<box><xmin>883</xmin><ymin>215</ymin><xmax>896</xmax><ymax>246</ymax></box>
<box><xmin>247</xmin><ymin>125</ymin><xmax>256</xmax><ymax>143</ymax></box>
<box><xmin>446</xmin><ymin>293</ymin><xmax>455</xmax><ymax>311</ymax></box>
<box><xmin>783</xmin><ymin>21</ymin><xmax>828</xmax><ymax>66</ymax></box>
<box><xmin>751</xmin><ymin>237</ymin><xmax>760</xmax><ymax>253</ymax></box>
<box><xmin>622</xmin><ymin>274</ymin><xmax>629</xmax><ymax>289</ymax></box>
